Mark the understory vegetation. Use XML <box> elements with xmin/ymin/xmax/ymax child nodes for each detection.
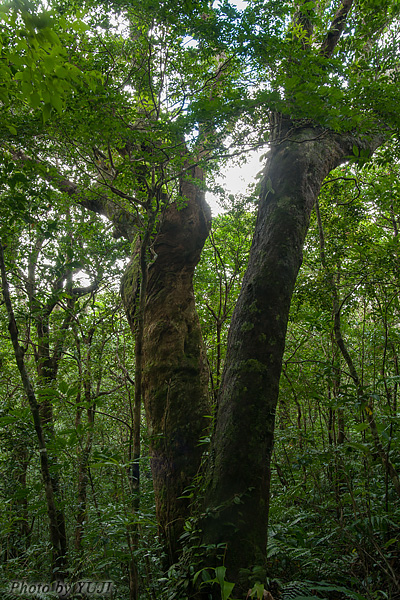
<box><xmin>1</xmin><ymin>155</ymin><xmax>399</xmax><ymax>599</ymax></box>
<box><xmin>1</xmin><ymin>0</ymin><xmax>400</xmax><ymax>598</ymax></box>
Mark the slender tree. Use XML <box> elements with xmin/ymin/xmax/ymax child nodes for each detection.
<box><xmin>2</xmin><ymin>1</ymin><xmax>400</xmax><ymax>597</ymax></box>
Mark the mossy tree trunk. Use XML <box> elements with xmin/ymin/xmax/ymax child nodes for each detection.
<box><xmin>201</xmin><ymin>120</ymin><xmax>383</xmax><ymax>596</ymax></box>
<box><xmin>121</xmin><ymin>166</ymin><xmax>211</xmax><ymax>564</ymax></box>
<box><xmin>13</xmin><ymin>149</ymin><xmax>212</xmax><ymax>566</ymax></box>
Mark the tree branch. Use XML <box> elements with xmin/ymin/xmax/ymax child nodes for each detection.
<box><xmin>320</xmin><ymin>0</ymin><xmax>354</xmax><ymax>58</ymax></box>
<box><xmin>6</xmin><ymin>148</ymin><xmax>139</xmax><ymax>241</ymax></box>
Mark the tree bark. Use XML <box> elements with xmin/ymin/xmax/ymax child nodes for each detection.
<box><xmin>121</xmin><ymin>165</ymin><xmax>211</xmax><ymax>564</ymax></box>
<box><xmin>201</xmin><ymin>119</ymin><xmax>382</xmax><ymax>595</ymax></box>
<box><xmin>9</xmin><ymin>147</ymin><xmax>212</xmax><ymax>565</ymax></box>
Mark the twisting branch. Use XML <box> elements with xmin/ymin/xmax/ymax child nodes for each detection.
<box><xmin>321</xmin><ymin>175</ymin><xmax>361</xmax><ymax>205</ymax></box>
<box><xmin>320</xmin><ymin>0</ymin><xmax>354</xmax><ymax>58</ymax></box>
<box><xmin>4</xmin><ymin>147</ymin><xmax>139</xmax><ymax>241</ymax></box>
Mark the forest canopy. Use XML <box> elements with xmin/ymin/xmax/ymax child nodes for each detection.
<box><xmin>1</xmin><ymin>0</ymin><xmax>400</xmax><ymax>599</ymax></box>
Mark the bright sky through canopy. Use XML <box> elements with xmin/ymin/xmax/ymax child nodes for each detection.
<box><xmin>206</xmin><ymin>148</ymin><xmax>266</xmax><ymax>214</ymax></box>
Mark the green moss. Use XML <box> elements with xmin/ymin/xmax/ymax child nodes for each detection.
<box><xmin>240</xmin><ymin>359</ymin><xmax>267</xmax><ymax>373</ymax></box>
<box><xmin>248</xmin><ymin>301</ymin><xmax>260</xmax><ymax>314</ymax></box>
<box><xmin>120</xmin><ymin>256</ymin><xmax>140</xmax><ymax>304</ymax></box>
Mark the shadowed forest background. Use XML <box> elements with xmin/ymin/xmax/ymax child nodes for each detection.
<box><xmin>1</xmin><ymin>0</ymin><xmax>400</xmax><ymax>599</ymax></box>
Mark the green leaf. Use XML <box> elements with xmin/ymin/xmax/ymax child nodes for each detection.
<box><xmin>42</xmin><ymin>102</ymin><xmax>52</xmax><ymax>122</ymax></box>
<box><xmin>347</xmin><ymin>441</ymin><xmax>371</xmax><ymax>453</ymax></box>
<box><xmin>253</xmin><ymin>583</ymin><xmax>266</xmax><ymax>599</ymax></box>
<box><xmin>59</xmin><ymin>380</ymin><xmax>69</xmax><ymax>394</ymax></box>
<box><xmin>50</xmin><ymin>93</ymin><xmax>63</xmax><ymax>114</ymax></box>
<box><xmin>222</xmin><ymin>581</ymin><xmax>235</xmax><ymax>600</ymax></box>
<box><xmin>353</xmin><ymin>422</ymin><xmax>369</xmax><ymax>432</ymax></box>
<box><xmin>214</xmin><ymin>567</ymin><xmax>235</xmax><ymax>600</ymax></box>
<box><xmin>29</xmin><ymin>91</ymin><xmax>41</xmax><ymax>108</ymax></box>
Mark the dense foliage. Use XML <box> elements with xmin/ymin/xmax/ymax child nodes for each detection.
<box><xmin>1</xmin><ymin>0</ymin><xmax>400</xmax><ymax>599</ymax></box>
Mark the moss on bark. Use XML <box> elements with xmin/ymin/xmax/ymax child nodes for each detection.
<box><xmin>121</xmin><ymin>166</ymin><xmax>211</xmax><ymax>564</ymax></box>
<box><xmin>200</xmin><ymin>121</ymin><xmax>383</xmax><ymax>597</ymax></box>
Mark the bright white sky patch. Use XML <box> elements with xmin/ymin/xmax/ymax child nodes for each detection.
<box><xmin>207</xmin><ymin>147</ymin><xmax>266</xmax><ymax>214</ymax></box>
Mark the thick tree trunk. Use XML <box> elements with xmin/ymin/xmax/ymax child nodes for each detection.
<box><xmin>121</xmin><ymin>166</ymin><xmax>211</xmax><ymax>564</ymax></box>
<box><xmin>201</xmin><ymin>120</ymin><xmax>377</xmax><ymax>595</ymax></box>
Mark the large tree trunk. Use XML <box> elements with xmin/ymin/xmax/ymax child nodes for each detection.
<box><xmin>201</xmin><ymin>119</ymin><xmax>380</xmax><ymax>596</ymax></box>
<box><xmin>121</xmin><ymin>166</ymin><xmax>211</xmax><ymax>564</ymax></box>
<box><xmin>13</xmin><ymin>148</ymin><xmax>212</xmax><ymax>566</ymax></box>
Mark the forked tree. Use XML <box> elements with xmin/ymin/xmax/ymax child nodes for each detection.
<box><xmin>2</xmin><ymin>0</ymin><xmax>400</xmax><ymax>596</ymax></box>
